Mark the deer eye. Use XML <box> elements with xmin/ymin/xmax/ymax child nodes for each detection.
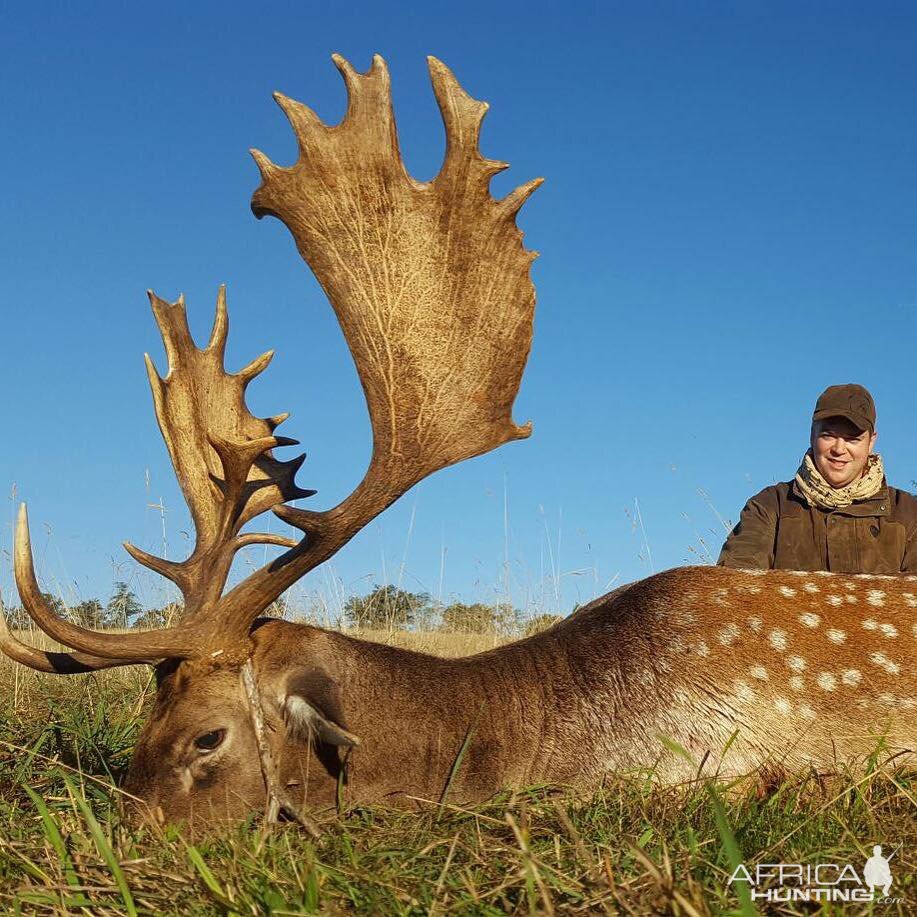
<box><xmin>193</xmin><ymin>729</ymin><xmax>225</xmax><ymax>753</ymax></box>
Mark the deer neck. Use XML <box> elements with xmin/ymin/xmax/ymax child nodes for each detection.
<box><xmin>328</xmin><ymin>629</ymin><xmax>622</xmax><ymax>802</ymax></box>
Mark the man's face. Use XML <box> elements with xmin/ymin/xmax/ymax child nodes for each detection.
<box><xmin>810</xmin><ymin>417</ymin><xmax>877</xmax><ymax>488</ymax></box>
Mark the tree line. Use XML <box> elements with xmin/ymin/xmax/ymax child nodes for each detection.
<box><xmin>2</xmin><ymin>581</ymin><xmax>561</xmax><ymax>636</ymax></box>
<box><xmin>341</xmin><ymin>584</ymin><xmax>561</xmax><ymax>635</ymax></box>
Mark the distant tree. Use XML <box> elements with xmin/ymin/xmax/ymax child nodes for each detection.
<box><xmin>524</xmin><ymin>613</ymin><xmax>563</xmax><ymax>637</ymax></box>
<box><xmin>43</xmin><ymin>593</ymin><xmax>67</xmax><ymax>615</ymax></box>
<box><xmin>134</xmin><ymin>601</ymin><xmax>182</xmax><ymax>629</ymax></box>
<box><xmin>104</xmin><ymin>582</ymin><xmax>142</xmax><ymax>629</ymax></box>
<box><xmin>71</xmin><ymin>599</ymin><xmax>104</xmax><ymax>628</ymax></box>
<box><xmin>439</xmin><ymin>601</ymin><xmax>519</xmax><ymax>635</ymax></box>
<box><xmin>343</xmin><ymin>584</ymin><xmax>431</xmax><ymax>630</ymax></box>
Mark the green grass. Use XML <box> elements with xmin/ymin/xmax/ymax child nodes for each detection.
<box><xmin>1</xmin><ymin>652</ymin><xmax>914</xmax><ymax>915</ymax></box>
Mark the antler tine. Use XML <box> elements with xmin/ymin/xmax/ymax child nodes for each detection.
<box><xmin>206</xmin><ymin>283</ymin><xmax>229</xmax><ymax>357</ymax></box>
<box><xmin>216</xmin><ymin>54</ymin><xmax>540</xmax><ymax>634</ymax></box>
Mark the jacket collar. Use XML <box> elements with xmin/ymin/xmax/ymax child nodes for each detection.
<box><xmin>789</xmin><ymin>479</ymin><xmax>892</xmax><ymax>518</ymax></box>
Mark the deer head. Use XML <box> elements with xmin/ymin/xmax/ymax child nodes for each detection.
<box><xmin>0</xmin><ymin>54</ymin><xmax>540</xmax><ymax>825</ymax></box>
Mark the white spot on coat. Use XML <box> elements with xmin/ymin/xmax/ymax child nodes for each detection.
<box><xmin>826</xmin><ymin>595</ymin><xmax>843</xmax><ymax>607</ymax></box>
<box><xmin>750</xmin><ymin>665</ymin><xmax>768</xmax><ymax>681</ymax></box>
<box><xmin>799</xmin><ymin>612</ymin><xmax>821</xmax><ymax>628</ymax></box>
<box><xmin>826</xmin><ymin>629</ymin><xmax>847</xmax><ymax>644</ymax></box>
<box><xmin>800</xmin><ymin>704</ymin><xmax>817</xmax><ymax>720</ymax></box>
<box><xmin>862</xmin><ymin>619</ymin><xmax>878</xmax><ymax>631</ymax></box>
<box><xmin>842</xmin><ymin>669</ymin><xmax>862</xmax><ymax>686</ymax></box>
<box><xmin>747</xmin><ymin>615</ymin><xmax>763</xmax><ymax>633</ymax></box>
<box><xmin>789</xmin><ymin>675</ymin><xmax>805</xmax><ymax>692</ymax></box>
<box><xmin>733</xmin><ymin>679</ymin><xmax>755</xmax><ymax>701</ymax></box>
<box><xmin>779</xmin><ymin>586</ymin><xmax>797</xmax><ymax>598</ymax></box>
<box><xmin>717</xmin><ymin>623</ymin><xmax>740</xmax><ymax>646</ymax></box>
<box><xmin>867</xmin><ymin>590</ymin><xmax>886</xmax><ymax>607</ymax></box>
<box><xmin>803</xmin><ymin>583</ymin><xmax>820</xmax><ymax>594</ymax></box>
<box><xmin>769</xmin><ymin>629</ymin><xmax>788</xmax><ymax>651</ymax></box>
<box><xmin>816</xmin><ymin>672</ymin><xmax>837</xmax><ymax>691</ymax></box>
<box><xmin>879</xmin><ymin>623</ymin><xmax>898</xmax><ymax>639</ymax></box>
<box><xmin>695</xmin><ymin>641</ymin><xmax>710</xmax><ymax>658</ymax></box>
<box><xmin>870</xmin><ymin>652</ymin><xmax>900</xmax><ymax>675</ymax></box>
<box><xmin>787</xmin><ymin>655</ymin><xmax>807</xmax><ymax>672</ymax></box>
<box><xmin>774</xmin><ymin>697</ymin><xmax>792</xmax><ymax>714</ymax></box>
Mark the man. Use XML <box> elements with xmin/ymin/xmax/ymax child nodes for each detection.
<box><xmin>718</xmin><ymin>384</ymin><xmax>917</xmax><ymax>573</ymax></box>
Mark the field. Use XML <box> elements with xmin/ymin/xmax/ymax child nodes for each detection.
<box><xmin>1</xmin><ymin>628</ymin><xmax>914</xmax><ymax>916</ymax></box>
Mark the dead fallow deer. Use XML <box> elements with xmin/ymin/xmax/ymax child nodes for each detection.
<box><xmin>1</xmin><ymin>56</ymin><xmax>913</xmax><ymax>829</ymax></box>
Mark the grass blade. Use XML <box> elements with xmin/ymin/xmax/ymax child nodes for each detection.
<box><xmin>63</xmin><ymin>773</ymin><xmax>137</xmax><ymax>916</ymax></box>
<box><xmin>22</xmin><ymin>782</ymin><xmax>91</xmax><ymax>906</ymax></box>
<box><xmin>438</xmin><ymin>703</ymin><xmax>484</xmax><ymax>813</ymax></box>
<box><xmin>188</xmin><ymin>845</ymin><xmax>241</xmax><ymax>913</ymax></box>
<box><xmin>705</xmin><ymin>783</ymin><xmax>757</xmax><ymax>917</ymax></box>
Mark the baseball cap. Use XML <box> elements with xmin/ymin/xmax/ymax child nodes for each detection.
<box><xmin>812</xmin><ymin>384</ymin><xmax>876</xmax><ymax>432</ymax></box>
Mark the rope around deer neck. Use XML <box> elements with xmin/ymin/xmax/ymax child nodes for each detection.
<box><xmin>240</xmin><ymin>659</ymin><xmax>321</xmax><ymax>838</ymax></box>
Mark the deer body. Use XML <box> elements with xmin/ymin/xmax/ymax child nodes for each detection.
<box><xmin>3</xmin><ymin>56</ymin><xmax>913</xmax><ymax>829</ymax></box>
<box><xmin>123</xmin><ymin>566</ymin><xmax>915</xmax><ymax>822</ymax></box>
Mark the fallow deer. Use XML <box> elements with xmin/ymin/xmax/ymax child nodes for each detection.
<box><xmin>1</xmin><ymin>55</ymin><xmax>913</xmax><ymax>828</ymax></box>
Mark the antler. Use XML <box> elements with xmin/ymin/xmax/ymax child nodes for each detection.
<box><xmin>125</xmin><ymin>286</ymin><xmax>313</xmax><ymax>615</ymax></box>
<box><xmin>5</xmin><ymin>53</ymin><xmax>539</xmax><ymax>662</ymax></box>
<box><xmin>251</xmin><ymin>55</ymin><xmax>537</xmax><ymax>495</ymax></box>
<box><xmin>9</xmin><ymin>287</ymin><xmax>314</xmax><ymax>661</ymax></box>
<box><xmin>214</xmin><ymin>54</ymin><xmax>540</xmax><ymax>633</ymax></box>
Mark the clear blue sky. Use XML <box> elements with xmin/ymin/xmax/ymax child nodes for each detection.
<box><xmin>1</xmin><ymin>2</ymin><xmax>915</xmax><ymax>620</ymax></box>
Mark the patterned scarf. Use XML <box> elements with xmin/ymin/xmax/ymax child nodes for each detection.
<box><xmin>794</xmin><ymin>451</ymin><xmax>885</xmax><ymax>509</ymax></box>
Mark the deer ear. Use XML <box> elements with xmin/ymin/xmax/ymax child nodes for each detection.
<box><xmin>282</xmin><ymin>669</ymin><xmax>361</xmax><ymax>748</ymax></box>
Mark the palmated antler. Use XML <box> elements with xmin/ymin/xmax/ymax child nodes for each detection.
<box><xmin>215</xmin><ymin>54</ymin><xmax>540</xmax><ymax>632</ymax></box>
<box><xmin>5</xmin><ymin>54</ymin><xmax>539</xmax><ymax>665</ymax></box>
<box><xmin>251</xmin><ymin>55</ymin><xmax>537</xmax><ymax>498</ymax></box>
